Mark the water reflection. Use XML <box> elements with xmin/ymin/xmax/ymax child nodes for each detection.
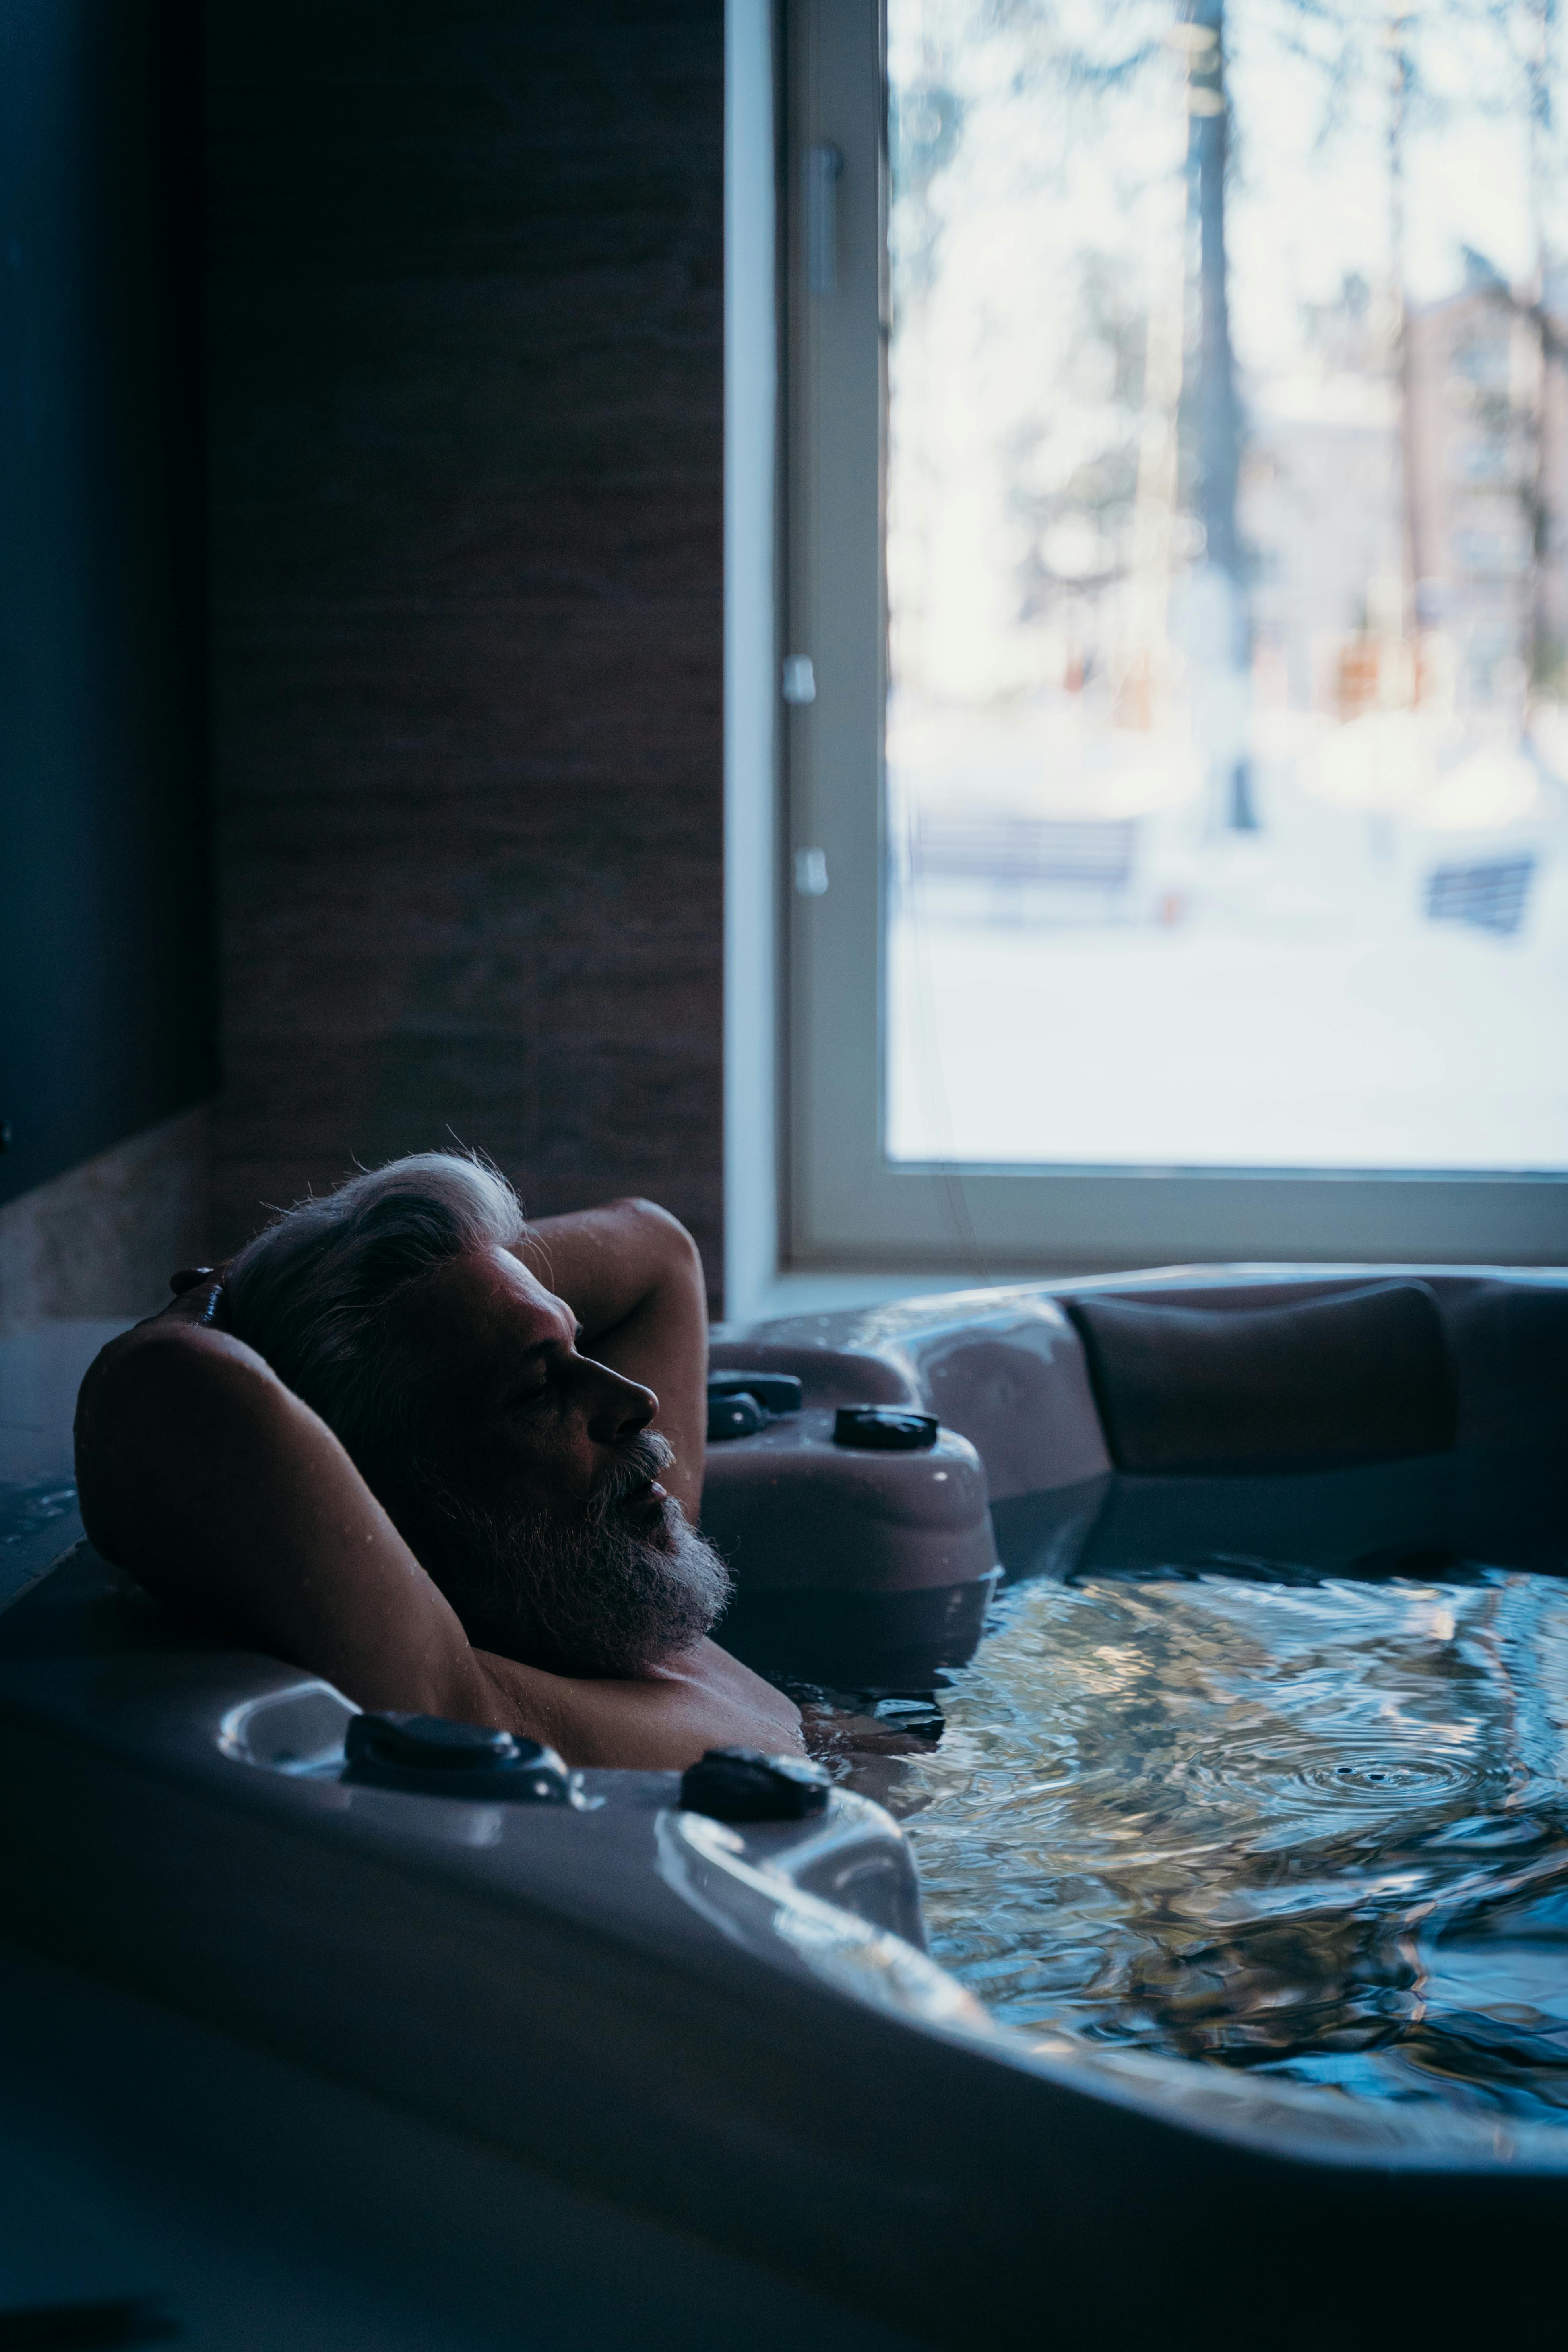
<box><xmin>882</xmin><ymin>1570</ymin><xmax>1568</xmax><ymax>2124</ymax></box>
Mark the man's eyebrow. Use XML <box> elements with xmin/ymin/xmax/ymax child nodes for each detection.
<box><xmin>505</xmin><ymin>1323</ymin><xmax>584</xmax><ymax>1373</ymax></box>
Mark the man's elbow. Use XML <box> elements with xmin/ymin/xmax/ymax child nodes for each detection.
<box><xmin>73</xmin><ymin>1328</ymin><xmax>155</xmax><ymax>1560</ymax></box>
<box><xmin>607</xmin><ymin>1197</ymin><xmax>704</xmax><ymax>1287</ymax></box>
<box><xmin>72</xmin><ymin>1323</ymin><xmax>269</xmax><ymax>1566</ymax></box>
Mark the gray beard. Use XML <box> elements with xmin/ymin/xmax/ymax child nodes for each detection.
<box><xmin>401</xmin><ymin>1430</ymin><xmax>733</xmax><ymax>1678</ymax></box>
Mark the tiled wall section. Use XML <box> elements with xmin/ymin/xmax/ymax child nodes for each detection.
<box><xmin>0</xmin><ymin>1108</ymin><xmax>209</xmax><ymax>1338</ymax></box>
<box><xmin>205</xmin><ymin>2</ymin><xmax>726</xmax><ymax>1294</ymax></box>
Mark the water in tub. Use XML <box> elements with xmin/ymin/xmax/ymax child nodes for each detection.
<box><xmin>845</xmin><ymin>1525</ymin><xmax>1568</xmax><ymax>2127</ymax></box>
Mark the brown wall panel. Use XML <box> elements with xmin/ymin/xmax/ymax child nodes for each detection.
<box><xmin>206</xmin><ymin>1</ymin><xmax>725</xmax><ymax>1295</ymax></box>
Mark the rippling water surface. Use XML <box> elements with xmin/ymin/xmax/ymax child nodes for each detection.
<box><xmin>890</xmin><ymin>1570</ymin><xmax>1568</xmax><ymax>2123</ymax></box>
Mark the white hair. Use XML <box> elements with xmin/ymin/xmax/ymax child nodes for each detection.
<box><xmin>224</xmin><ymin>1151</ymin><xmax>526</xmax><ymax>1479</ymax></box>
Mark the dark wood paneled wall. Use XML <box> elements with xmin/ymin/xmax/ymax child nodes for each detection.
<box><xmin>206</xmin><ymin>1</ymin><xmax>726</xmax><ymax>1294</ymax></box>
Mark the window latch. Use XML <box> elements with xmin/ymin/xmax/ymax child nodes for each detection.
<box><xmin>795</xmin><ymin>847</ymin><xmax>829</xmax><ymax>897</ymax></box>
<box><xmin>806</xmin><ymin>143</ymin><xmax>843</xmax><ymax>297</ymax></box>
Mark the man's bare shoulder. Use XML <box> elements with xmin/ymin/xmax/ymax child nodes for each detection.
<box><xmin>627</xmin><ymin>1645</ymin><xmax>807</xmax><ymax>1764</ymax></box>
<box><xmin>475</xmin><ymin>1637</ymin><xmax>804</xmax><ymax>1771</ymax></box>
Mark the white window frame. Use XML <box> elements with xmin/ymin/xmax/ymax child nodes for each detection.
<box><xmin>779</xmin><ymin>0</ymin><xmax>1568</xmax><ymax>1276</ymax></box>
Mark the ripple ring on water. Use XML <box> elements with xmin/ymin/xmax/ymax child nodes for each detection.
<box><xmin>1171</xmin><ymin>1738</ymin><xmax>1479</xmax><ymax>1813</ymax></box>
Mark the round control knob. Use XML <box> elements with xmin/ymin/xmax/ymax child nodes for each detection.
<box><xmin>832</xmin><ymin>1405</ymin><xmax>940</xmax><ymax>1451</ymax></box>
<box><xmin>708</xmin><ymin>1390</ymin><xmax>769</xmax><ymax>1441</ymax></box>
<box><xmin>680</xmin><ymin>1745</ymin><xmax>831</xmax><ymax>1823</ymax></box>
<box><xmin>344</xmin><ymin>1711</ymin><xmax>572</xmax><ymax>1802</ymax></box>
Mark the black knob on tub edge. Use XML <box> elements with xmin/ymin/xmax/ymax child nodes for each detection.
<box><xmin>348</xmin><ymin>1711</ymin><xmax>519</xmax><ymax>1769</ymax></box>
<box><xmin>833</xmin><ymin>1405</ymin><xmax>939</xmax><ymax>1452</ymax></box>
<box><xmin>707</xmin><ymin>1370</ymin><xmax>804</xmax><ymax>1415</ymax></box>
<box><xmin>344</xmin><ymin>1711</ymin><xmax>572</xmax><ymax>1802</ymax></box>
<box><xmin>681</xmin><ymin>1745</ymin><xmax>831</xmax><ymax>1823</ymax></box>
<box><xmin>708</xmin><ymin>1390</ymin><xmax>769</xmax><ymax>1441</ymax></box>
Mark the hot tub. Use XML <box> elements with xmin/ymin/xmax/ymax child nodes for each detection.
<box><xmin>2</xmin><ymin>1266</ymin><xmax>1566</xmax><ymax>2348</ymax></box>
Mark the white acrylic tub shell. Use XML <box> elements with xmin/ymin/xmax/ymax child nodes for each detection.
<box><xmin>3</xmin><ymin>1265</ymin><xmax>1567</xmax><ymax>2347</ymax></box>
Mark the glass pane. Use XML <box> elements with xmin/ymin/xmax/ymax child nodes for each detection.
<box><xmin>885</xmin><ymin>0</ymin><xmax>1568</xmax><ymax>1170</ymax></box>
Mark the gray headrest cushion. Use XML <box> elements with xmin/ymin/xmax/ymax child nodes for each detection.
<box><xmin>1066</xmin><ymin>1282</ymin><xmax>1456</xmax><ymax>1475</ymax></box>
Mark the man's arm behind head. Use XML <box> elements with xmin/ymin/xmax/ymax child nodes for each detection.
<box><xmin>73</xmin><ymin>1294</ymin><xmax>804</xmax><ymax>1769</ymax></box>
<box><xmin>74</xmin><ymin>1300</ymin><xmax>510</xmax><ymax>1727</ymax></box>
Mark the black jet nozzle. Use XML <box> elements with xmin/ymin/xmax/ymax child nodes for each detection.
<box><xmin>680</xmin><ymin>1745</ymin><xmax>832</xmax><ymax>1823</ymax></box>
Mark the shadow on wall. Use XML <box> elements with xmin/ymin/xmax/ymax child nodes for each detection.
<box><xmin>0</xmin><ymin>1108</ymin><xmax>209</xmax><ymax>1338</ymax></box>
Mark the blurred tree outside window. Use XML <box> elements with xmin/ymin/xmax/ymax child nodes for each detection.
<box><xmin>886</xmin><ymin>0</ymin><xmax>1568</xmax><ymax>1172</ymax></box>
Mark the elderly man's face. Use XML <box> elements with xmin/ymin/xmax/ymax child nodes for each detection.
<box><xmin>391</xmin><ymin>1245</ymin><xmax>664</xmax><ymax>1529</ymax></box>
<box><xmin>382</xmin><ymin>1246</ymin><xmax>729</xmax><ymax>1674</ymax></box>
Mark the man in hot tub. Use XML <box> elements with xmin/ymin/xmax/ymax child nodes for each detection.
<box><xmin>75</xmin><ymin>1153</ymin><xmax>803</xmax><ymax>1770</ymax></box>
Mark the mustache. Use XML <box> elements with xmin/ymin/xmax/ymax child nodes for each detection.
<box><xmin>593</xmin><ymin>1429</ymin><xmax>676</xmax><ymax>1513</ymax></box>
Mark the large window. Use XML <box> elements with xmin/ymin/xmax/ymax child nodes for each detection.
<box><xmin>785</xmin><ymin>0</ymin><xmax>1568</xmax><ymax>1269</ymax></box>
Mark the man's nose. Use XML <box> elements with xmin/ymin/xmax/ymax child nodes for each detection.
<box><xmin>580</xmin><ymin>1358</ymin><xmax>658</xmax><ymax>1445</ymax></box>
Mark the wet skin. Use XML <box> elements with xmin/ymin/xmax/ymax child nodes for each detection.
<box><xmin>75</xmin><ymin>1202</ymin><xmax>802</xmax><ymax>1770</ymax></box>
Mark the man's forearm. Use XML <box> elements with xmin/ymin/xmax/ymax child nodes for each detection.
<box><xmin>519</xmin><ymin>1199</ymin><xmax>702</xmax><ymax>1343</ymax></box>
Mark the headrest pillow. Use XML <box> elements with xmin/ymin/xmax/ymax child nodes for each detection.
<box><xmin>1066</xmin><ymin>1281</ymin><xmax>1456</xmax><ymax>1475</ymax></box>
